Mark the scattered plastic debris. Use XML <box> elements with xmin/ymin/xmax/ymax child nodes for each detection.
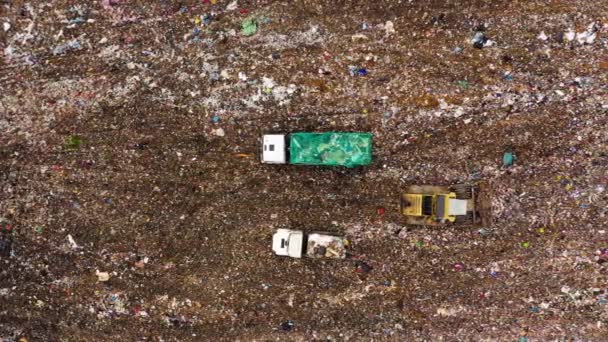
<box><xmin>212</xmin><ymin>128</ymin><xmax>225</xmax><ymax>137</ymax></box>
<box><xmin>52</xmin><ymin>39</ymin><xmax>82</xmax><ymax>55</ymax></box>
<box><xmin>502</xmin><ymin>151</ymin><xmax>516</xmax><ymax>167</ymax></box>
<box><xmin>67</xmin><ymin>234</ymin><xmax>79</xmax><ymax>249</ymax></box>
<box><xmin>96</xmin><ymin>270</ymin><xmax>111</xmax><ymax>282</ymax></box>
<box><xmin>349</xmin><ymin>67</ymin><xmax>368</xmax><ymax>76</ymax></box>
<box><xmin>226</xmin><ymin>1</ymin><xmax>238</xmax><ymax>11</ymax></box>
<box><xmin>458</xmin><ymin>80</ymin><xmax>469</xmax><ymax>89</ymax></box>
<box><xmin>471</xmin><ymin>31</ymin><xmax>494</xmax><ymax>48</ymax></box>
<box><xmin>478</xmin><ymin>228</ymin><xmax>491</xmax><ymax>236</ymax></box>
<box><xmin>65</xmin><ymin>135</ymin><xmax>83</xmax><ymax>150</ymax></box>
<box><xmin>355</xmin><ymin>260</ymin><xmax>373</xmax><ymax>274</ymax></box>
<box><xmin>564</xmin><ymin>29</ymin><xmax>576</xmax><ymax>42</ymax></box>
<box><xmin>135</xmin><ymin>257</ymin><xmax>149</xmax><ymax>268</ymax></box>
<box><xmin>453</xmin><ymin>262</ymin><xmax>465</xmax><ymax>272</ymax></box>
<box><xmin>575</xmin><ymin>23</ymin><xmax>598</xmax><ymax>44</ymax></box>
<box><xmin>242</xmin><ymin>17</ymin><xmax>258</xmax><ymax>37</ymax></box>
<box><xmin>280</xmin><ymin>320</ymin><xmax>295</xmax><ymax>332</ymax></box>
<box><xmin>385</xmin><ymin>20</ymin><xmax>395</xmax><ymax>35</ymax></box>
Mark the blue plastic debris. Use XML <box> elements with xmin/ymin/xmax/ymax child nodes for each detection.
<box><xmin>202</xmin><ymin>14</ymin><xmax>213</xmax><ymax>25</ymax></box>
<box><xmin>68</xmin><ymin>17</ymin><xmax>86</xmax><ymax>24</ymax></box>
<box><xmin>349</xmin><ymin>67</ymin><xmax>368</xmax><ymax>76</ymax></box>
<box><xmin>502</xmin><ymin>151</ymin><xmax>516</xmax><ymax>167</ymax></box>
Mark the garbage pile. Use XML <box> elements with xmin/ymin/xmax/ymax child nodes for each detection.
<box><xmin>306</xmin><ymin>233</ymin><xmax>347</xmax><ymax>259</ymax></box>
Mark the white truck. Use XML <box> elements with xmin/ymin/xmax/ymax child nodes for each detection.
<box><xmin>272</xmin><ymin>229</ymin><xmax>347</xmax><ymax>259</ymax></box>
<box><xmin>261</xmin><ymin>132</ymin><xmax>373</xmax><ymax>167</ymax></box>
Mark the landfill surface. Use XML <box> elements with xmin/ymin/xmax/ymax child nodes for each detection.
<box><xmin>1</xmin><ymin>0</ymin><xmax>608</xmax><ymax>341</ymax></box>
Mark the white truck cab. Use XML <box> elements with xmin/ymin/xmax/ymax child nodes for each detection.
<box><xmin>272</xmin><ymin>229</ymin><xmax>304</xmax><ymax>258</ymax></box>
<box><xmin>262</xmin><ymin>134</ymin><xmax>287</xmax><ymax>164</ymax></box>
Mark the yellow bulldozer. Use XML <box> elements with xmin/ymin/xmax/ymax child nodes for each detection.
<box><xmin>400</xmin><ymin>182</ymin><xmax>491</xmax><ymax>226</ymax></box>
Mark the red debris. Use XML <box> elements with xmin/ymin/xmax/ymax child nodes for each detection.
<box><xmin>453</xmin><ymin>262</ymin><xmax>465</xmax><ymax>272</ymax></box>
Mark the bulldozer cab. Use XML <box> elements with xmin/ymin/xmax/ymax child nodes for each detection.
<box><xmin>402</xmin><ymin>193</ymin><xmax>459</xmax><ymax>223</ymax></box>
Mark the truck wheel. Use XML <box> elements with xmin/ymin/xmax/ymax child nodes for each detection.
<box><xmin>453</xmin><ymin>184</ymin><xmax>472</xmax><ymax>199</ymax></box>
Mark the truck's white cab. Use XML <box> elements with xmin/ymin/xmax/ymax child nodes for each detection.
<box><xmin>272</xmin><ymin>228</ymin><xmax>304</xmax><ymax>258</ymax></box>
<box><xmin>262</xmin><ymin>134</ymin><xmax>287</xmax><ymax>164</ymax></box>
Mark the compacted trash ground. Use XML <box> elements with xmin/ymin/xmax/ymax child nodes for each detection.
<box><xmin>1</xmin><ymin>0</ymin><xmax>608</xmax><ymax>340</ymax></box>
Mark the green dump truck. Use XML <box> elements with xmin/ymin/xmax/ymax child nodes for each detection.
<box><xmin>261</xmin><ymin>132</ymin><xmax>373</xmax><ymax>167</ymax></box>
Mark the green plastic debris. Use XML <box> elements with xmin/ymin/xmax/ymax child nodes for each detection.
<box><xmin>458</xmin><ymin>80</ymin><xmax>469</xmax><ymax>89</ymax></box>
<box><xmin>503</xmin><ymin>151</ymin><xmax>516</xmax><ymax>167</ymax></box>
<box><xmin>289</xmin><ymin>132</ymin><xmax>372</xmax><ymax>167</ymax></box>
<box><xmin>65</xmin><ymin>135</ymin><xmax>83</xmax><ymax>150</ymax></box>
<box><xmin>241</xmin><ymin>17</ymin><xmax>258</xmax><ymax>37</ymax></box>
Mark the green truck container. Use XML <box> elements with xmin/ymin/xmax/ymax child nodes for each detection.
<box><xmin>261</xmin><ymin>132</ymin><xmax>373</xmax><ymax>167</ymax></box>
